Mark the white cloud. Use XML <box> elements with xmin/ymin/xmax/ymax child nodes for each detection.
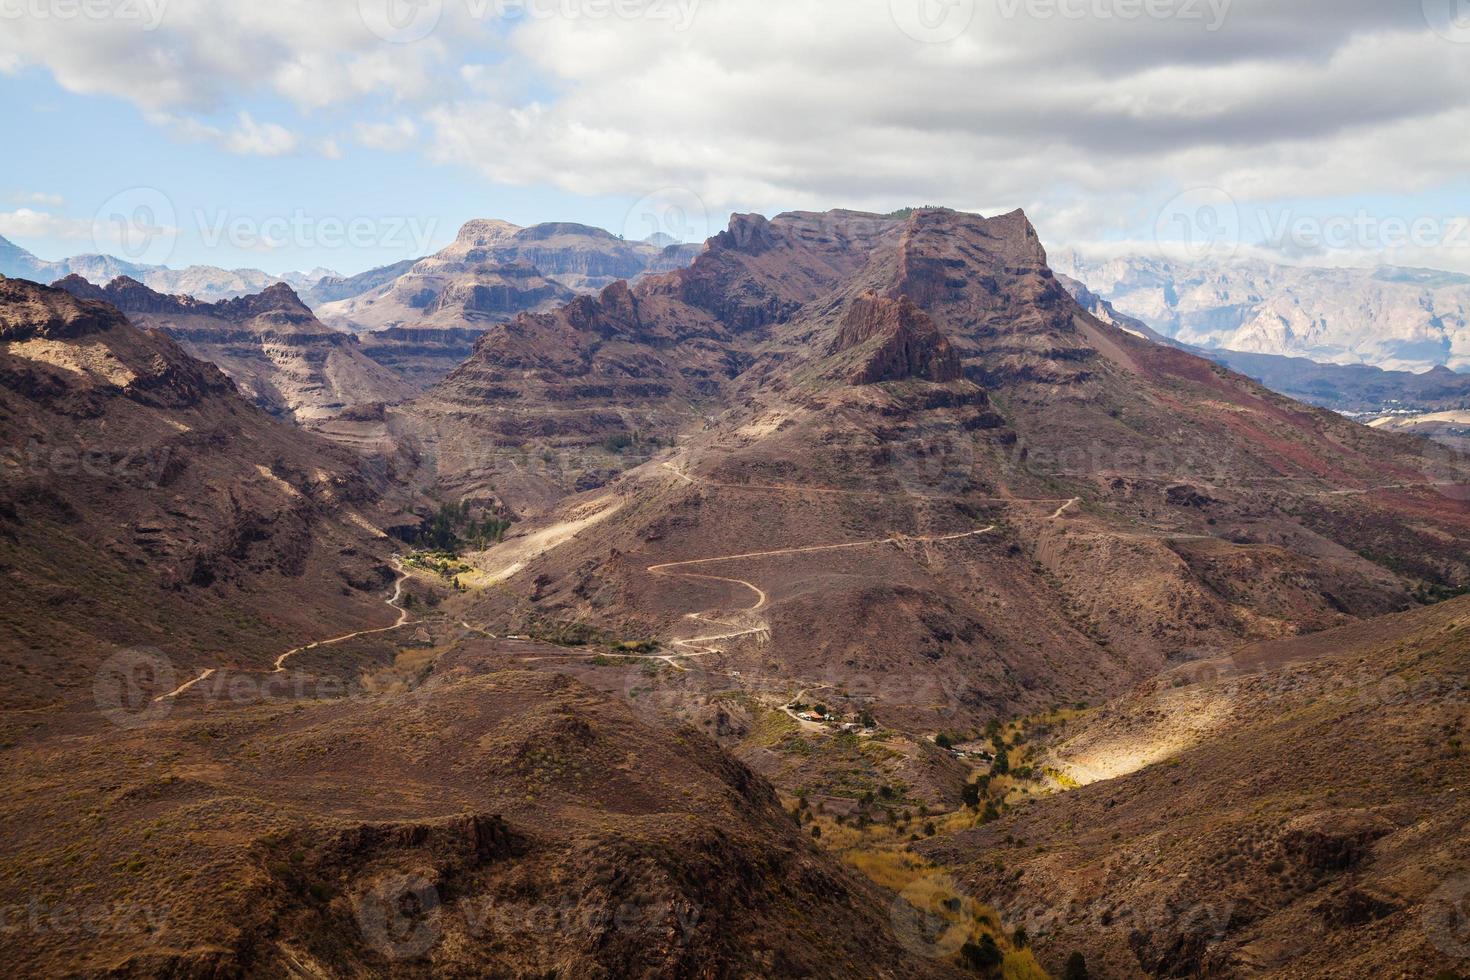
<box><xmin>0</xmin><ymin>209</ymin><xmax>92</xmax><ymax>241</ymax></box>
<box><xmin>354</xmin><ymin>117</ymin><xmax>418</xmax><ymax>152</ymax></box>
<box><xmin>317</xmin><ymin>137</ymin><xmax>345</xmax><ymax>160</ymax></box>
<box><xmin>2</xmin><ymin>0</ymin><xmax>1467</xmax><ymax>271</ymax></box>
<box><xmin>146</xmin><ymin>110</ymin><xmax>298</xmax><ymax>157</ymax></box>
<box><xmin>224</xmin><ymin>112</ymin><xmax>298</xmax><ymax>156</ymax></box>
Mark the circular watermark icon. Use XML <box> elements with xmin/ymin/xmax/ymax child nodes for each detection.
<box><xmin>92</xmin><ymin>187</ymin><xmax>177</xmax><ymax>267</ymax></box>
<box><xmin>621</xmin><ymin>187</ymin><xmax>713</xmax><ymax>247</ymax></box>
<box><xmin>1155</xmin><ymin>186</ymin><xmax>1241</xmax><ymax>263</ymax></box>
<box><xmin>890</xmin><ymin>872</ymin><xmax>978</xmax><ymax>959</ymax></box>
<box><xmin>1424</xmin><ymin>875</ymin><xmax>1470</xmax><ymax>959</ymax></box>
<box><xmin>1421</xmin><ymin>439</ymin><xmax>1470</xmax><ymax>502</ymax></box>
<box><xmin>93</xmin><ymin>647</ymin><xmax>176</xmax><ymax>730</ymax></box>
<box><xmin>359</xmin><ymin>0</ymin><xmax>444</xmax><ymax>43</ymax></box>
<box><xmin>890</xmin><ymin>0</ymin><xmax>976</xmax><ymax>43</ymax></box>
<box><xmin>356</xmin><ymin>873</ymin><xmax>442</xmax><ymax>960</ymax></box>
<box><xmin>1424</xmin><ymin>0</ymin><xmax>1470</xmax><ymax>43</ymax></box>
<box><xmin>887</xmin><ymin>423</ymin><xmax>979</xmax><ymax>499</ymax></box>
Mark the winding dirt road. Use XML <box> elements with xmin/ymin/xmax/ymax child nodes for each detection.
<box><xmin>272</xmin><ymin>561</ymin><xmax>414</xmax><ymax>672</ymax></box>
<box><xmin>155</xmin><ymin>560</ymin><xmax>416</xmax><ymax>702</ymax></box>
<box><xmin>647</xmin><ymin>525</ymin><xmax>998</xmax><ymax>664</ymax></box>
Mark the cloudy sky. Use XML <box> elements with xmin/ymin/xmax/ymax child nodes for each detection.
<box><xmin>2</xmin><ymin>0</ymin><xmax>1467</xmax><ymax>275</ymax></box>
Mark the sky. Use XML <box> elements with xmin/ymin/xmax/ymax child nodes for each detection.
<box><xmin>1</xmin><ymin>0</ymin><xmax>1468</xmax><ymax>277</ymax></box>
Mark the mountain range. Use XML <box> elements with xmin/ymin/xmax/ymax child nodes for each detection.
<box><xmin>0</xmin><ymin>233</ymin><xmax>336</xmax><ymax>303</ymax></box>
<box><xmin>1053</xmin><ymin>250</ymin><xmax>1470</xmax><ymax>374</ymax></box>
<box><xmin>3</xmin><ymin>206</ymin><xmax>1469</xmax><ymax>978</ymax></box>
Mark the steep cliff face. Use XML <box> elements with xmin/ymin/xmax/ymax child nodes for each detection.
<box><xmin>834</xmin><ymin>292</ymin><xmax>962</xmax><ymax>384</ymax></box>
<box><xmin>52</xmin><ymin>275</ymin><xmax>413</xmax><ymax>423</ymax></box>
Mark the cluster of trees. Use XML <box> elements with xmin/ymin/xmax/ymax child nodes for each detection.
<box><xmin>413</xmin><ymin>500</ymin><xmax>511</xmax><ymax>553</ymax></box>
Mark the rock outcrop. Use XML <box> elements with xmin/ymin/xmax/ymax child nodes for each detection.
<box><xmin>833</xmin><ymin>292</ymin><xmax>962</xmax><ymax>383</ymax></box>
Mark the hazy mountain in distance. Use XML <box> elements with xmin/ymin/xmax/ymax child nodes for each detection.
<box><xmin>0</xmin><ymin>233</ymin><xmax>338</xmax><ymax>302</ymax></box>
<box><xmin>1052</xmin><ymin>250</ymin><xmax>1470</xmax><ymax>373</ymax></box>
<box><xmin>1059</xmin><ymin>270</ymin><xmax>1470</xmax><ymax>417</ymax></box>
<box><xmin>301</xmin><ymin>257</ymin><xmax>420</xmax><ymax>307</ymax></box>
<box><xmin>317</xmin><ymin>219</ymin><xmax>701</xmax><ymax>334</ymax></box>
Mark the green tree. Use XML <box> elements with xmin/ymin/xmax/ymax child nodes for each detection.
<box><xmin>1063</xmin><ymin>952</ymin><xmax>1089</xmax><ymax>980</ymax></box>
<box><xmin>960</xmin><ymin>935</ymin><xmax>1003</xmax><ymax>973</ymax></box>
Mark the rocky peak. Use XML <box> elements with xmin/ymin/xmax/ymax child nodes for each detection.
<box><xmin>833</xmin><ymin>292</ymin><xmax>962</xmax><ymax>384</ymax></box>
<box><xmin>711</xmin><ymin>213</ymin><xmax>777</xmax><ymax>256</ymax></box>
<box><xmin>0</xmin><ymin>278</ymin><xmax>128</xmax><ymax>341</ymax></box>
<box><xmin>212</xmin><ymin>282</ymin><xmax>316</xmax><ymax>323</ymax></box>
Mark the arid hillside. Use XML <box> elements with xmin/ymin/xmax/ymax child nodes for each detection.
<box><xmin>0</xmin><ymin>275</ymin><xmax>966</xmax><ymax>979</ymax></box>
<box><xmin>0</xmin><ymin>277</ymin><xmax>411</xmax><ymax>709</ymax></box>
<box><xmin>922</xmin><ymin>594</ymin><xmax>1470</xmax><ymax>979</ymax></box>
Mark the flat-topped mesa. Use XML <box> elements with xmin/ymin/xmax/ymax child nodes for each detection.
<box><xmin>444</xmin><ymin>217</ymin><xmax>523</xmax><ymax>253</ymax></box>
<box><xmin>834</xmin><ymin>292</ymin><xmax>963</xmax><ymax>384</ymax></box>
<box><xmin>892</xmin><ymin>207</ymin><xmax>1058</xmax><ymax>308</ymax></box>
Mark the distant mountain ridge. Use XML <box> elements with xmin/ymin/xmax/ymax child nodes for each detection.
<box><xmin>316</xmin><ymin>218</ymin><xmax>701</xmax><ymax>334</ymax></box>
<box><xmin>0</xmin><ymin>233</ymin><xmax>336</xmax><ymax>302</ymax></box>
<box><xmin>1053</xmin><ymin>250</ymin><xmax>1470</xmax><ymax>373</ymax></box>
<box><xmin>1058</xmin><ymin>270</ymin><xmax>1470</xmax><ymax>416</ymax></box>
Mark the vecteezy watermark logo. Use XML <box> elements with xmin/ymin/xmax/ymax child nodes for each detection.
<box><xmin>621</xmin><ymin>187</ymin><xmax>713</xmax><ymax>247</ymax></box>
<box><xmin>4</xmin><ymin>440</ymin><xmax>175</xmax><ymax>490</ymax></box>
<box><xmin>890</xmin><ymin>872</ymin><xmax>977</xmax><ymax>959</ymax></box>
<box><xmin>93</xmin><ymin>647</ymin><xmax>176</xmax><ymax>730</ymax></box>
<box><xmin>1155</xmin><ymin>186</ymin><xmax>1241</xmax><ymax>263</ymax></box>
<box><xmin>194</xmin><ymin>209</ymin><xmax>440</xmax><ymax>256</ymax></box>
<box><xmin>0</xmin><ymin>900</ymin><xmax>171</xmax><ymax>937</ymax></box>
<box><xmin>92</xmin><ymin>187</ymin><xmax>178</xmax><ymax>267</ymax></box>
<box><xmin>1424</xmin><ymin>0</ymin><xmax>1470</xmax><ymax>43</ymax></box>
<box><xmin>1421</xmin><ymin>439</ymin><xmax>1470</xmax><ymax>503</ymax></box>
<box><xmin>995</xmin><ymin>0</ymin><xmax>1231</xmax><ymax>30</ymax></box>
<box><xmin>1258</xmin><ymin>209</ymin><xmax>1470</xmax><ymax>256</ymax></box>
<box><xmin>1424</xmin><ymin>875</ymin><xmax>1470</xmax><ymax>958</ymax></box>
<box><xmin>359</xmin><ymin>0</ymin><xmax>443</xmax><ymax>43</ymax></box>
<box><xmin>891</xmin><ymin>0</ymin><xmax>976</xmax><ymax>43</ymax></box>
<box><xmin>356</xmin><ymin>874</ymin><xmax>442</xmax><ymax>960</ymax></box>
<box><xmin>0</xmin><ymin>0</ymin><xmax>169</xmax><ymax>30</ymax></box>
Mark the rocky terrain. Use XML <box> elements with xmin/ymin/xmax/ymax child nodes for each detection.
<box><xmin>432</xmin><ymin>208</ymin><xmax>1470</xmax><ymax>737</ymax></box>
<box><xmin>6</xmin><ymin>206</ymin><xmax>1470</xmax><ymax>979</ymax></box>
<box><xmin>0</xmin><ymin>275</ymin><xmax>959</xmax><ymax>978</ymax></box>
<box><xmin>0</xmin><ymin>277</ymin><xmax>412</xmax><ymax>709</ymax></box>
<box><xmin>51</xmin><ymin>275</ymin><xmax>413</xmax><ymax>424</ymax></box>
<box><xmin>1053</xmin><ymin>250</ymin><xmax>1470</xmax><ymax>373</ymax></box>
<box><xmin>923</xmin><ymin>594</ymin><xmax>1470</xmax><ymax>978</ymax></box>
